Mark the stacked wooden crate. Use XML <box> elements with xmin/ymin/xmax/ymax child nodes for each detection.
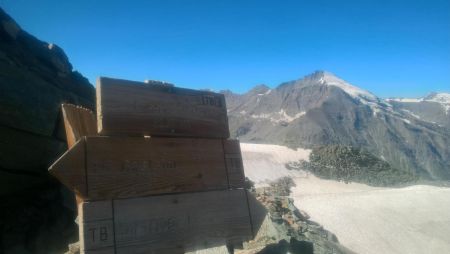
<box><xmin>50</xmin><ymin>77</ymin><xmax>264</xmax><ymax>254</ymax></box>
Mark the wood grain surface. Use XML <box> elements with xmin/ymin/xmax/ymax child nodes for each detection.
<box><xmin>49</xmin><ymin>137</ymin><xmax>245</xmax><ymax>200</ymax></box>
<box><xmin>78</xmin><ymin>189</ymin><xmax>253</xmax><ymax>254</ymax></box>
<box><xmin>60</xmin><ymin>103</ymin><xmax>98</xmax><ymax>205</ymax></box>
<box><xmin>97</xmin><ymin>77</ymin><xmax>229</xmax><ymax>138</ymax></box>
<box><xmin>61</xmin><ymin>103</ymin><xmax>97</xmax><ymax>148</ymax></box>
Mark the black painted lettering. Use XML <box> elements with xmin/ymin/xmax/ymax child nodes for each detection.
<box><xmin>89</xmin><ymin>227</ymin><xmax>97</xmax><ymax>242</ymax></box>
<box><xmin>167</xmin><ymin>217</ymin><xmax>176</xmax><ymax>231</ymax></box>
<box><xmin>100</xmin><ymin>226</ymin><xmax>108</xmax><ymax>242</ymax></box>
<box><xmin>202</xmin><ymin>95</ymin><xmax>222</xmax><ymax>108</ymax></box>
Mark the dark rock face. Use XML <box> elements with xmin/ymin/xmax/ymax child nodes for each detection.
<box><xmin>0</xmin><ymin>7</ymin><xmax>95</xmax><ymax>192</ymax></box>
<box><xmin>0</xmin><ymin>186</ymin><xmax>78</xmax><ymax>254</ymax></box>
<box><xmin>0</xmin><ymin>8</ymin><xmax>95</xmax><ymax>254</ymax></box>
<box><xmin>224</xmin><ymin>71</ymin><xmax>450</xmax><ymax>180</ymax></box>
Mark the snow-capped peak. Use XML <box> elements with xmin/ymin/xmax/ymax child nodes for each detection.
<box><xmin>248</xmin><ymin>84</ymin><xmax>270</xmax><ymax>95</ymax></box>
<box><xmin>424</xmin><ymin>92</ymin><xmax>450</xmax><ymax>104</ymax></box>
<box><xmin>424</xmin><ymin>92</ymin><xmax>450</xmax><ymax>114</ymax></box>
<box><xmin>314</xmin><ymin>71</ymin><xmax>378</xmax><ymax>101</ymax></box>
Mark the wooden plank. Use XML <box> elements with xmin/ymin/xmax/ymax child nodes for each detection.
<box><xmin>222</xmin><ymin>140</ymin><xmax>246</xmax><ymax>189</ymax></box>
<box><xmin>61</xmin><ymin>103</ymin><xmax>97</xmax><ymax>148</ymax></box>
<box><xmin>79</xmin><ymin>200</ymin><xmax>115</xmax><ymax>253</ymax></box>
<box><xmin>96</xmin><ymin>77</ymin><xmax>229</xmax><ymax>138</ymax></box>
<box><xmin>49</xmin><ymin>137</ymin><xmax>87</xmax><ymax>197</ymax></box>
<box><xmin>61</xmin><ymin>103</ymin><xmax>98</xmax><ymax>205</ymax></box>
<box><xmin>245</xmin><ymin>191</ymin><xmax>268</xmax><ymax>238</ymax></box>
<box><xmin>78</xmin><ymin>189</ymin><xmax>253</xmax><ymax>254</ymax></box>
<box><xmin>49</xmin><ymin>137</ymin><xmax>246</xmax><ymax>200</ymax></box>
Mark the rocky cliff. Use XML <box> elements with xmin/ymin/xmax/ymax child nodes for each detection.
<box><xmin>0</xmin><ymin>8</ymin><xmax>95</xmax><ymax>254</ymax></box>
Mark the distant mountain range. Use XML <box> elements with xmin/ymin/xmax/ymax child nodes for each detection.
<box><xmin>223</xmin><ymin>71</ymin><xmax>450</xmax><ymax>180</ymax></box>
<box><xmin>387</xmin><ymin>93</ymin><xmax>450</xmax><ymax>129</ymax></box>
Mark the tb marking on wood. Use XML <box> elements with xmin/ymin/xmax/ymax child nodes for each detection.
<box><xmin>79</xmin><ymin>190</ymin><xmax>255</xmax><ymax>254</ymax></box>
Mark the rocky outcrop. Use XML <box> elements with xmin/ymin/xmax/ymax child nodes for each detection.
<box><xmin>287</xmin><ymin>145</ymin><xmax>418</xmax><ymax>187</ymax></box>
<box><xmin>236</xmin><ymin>177</ymin><xmax>354</xmax><ymax>254</ymax></box>
<box><xmin>0</xmin><ymin>8</ymin><xmax>95</xmax><ymax>254</ymax></box>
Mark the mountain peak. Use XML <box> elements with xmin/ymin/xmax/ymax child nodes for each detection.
<box><xmin>303</xmin><ymin>70</ymin><xmax>336</xmax><ymax>81</ymax></box>
<box><xmin>300</xmin><ymin>71</ymin><xmax>377</xmax><ymax>101</ymax></box>
<box><xmin>248</xmin><ymin>84</ymin><xmax>271</xmax><ymax>95</ymax></box>
<box><xmin>424</xmin><ymin>92</ymin><xmax>450</xmax><ymax>103</ymax></box>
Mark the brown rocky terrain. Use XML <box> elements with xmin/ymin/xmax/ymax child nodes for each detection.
<box><xmin>235</xmin><ymin>177</ymin><xmax>354</xmax><ymax>254</ymax></box>
<box><xmin>0</xmin><ymin>8</ymin><xmax>95</xmax><ymax>254</ymax></box>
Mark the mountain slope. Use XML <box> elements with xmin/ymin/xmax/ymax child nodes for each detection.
<box><xmin>224</xmin><ymin>71</ymin><xmax>450</xmax><ymax>180</ymax></box>
<box><xmin>387</xmin><ymin>92</ymin><xmax>450</xmax><ymax>128</ymax></box>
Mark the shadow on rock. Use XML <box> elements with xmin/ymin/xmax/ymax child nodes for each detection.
<box><xmin>257</xmin><ymin>238</ymin><xmax>314</xmax><ymax>254</ymax></box>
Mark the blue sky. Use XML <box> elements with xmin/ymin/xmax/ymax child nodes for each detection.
<box><xmin>2</xmin><ymin>0</ymin><xmax>449</xmax><ymax>97</ymax></box>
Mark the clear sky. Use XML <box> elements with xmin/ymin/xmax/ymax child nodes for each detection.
<box><xmin>2</xmin><ymin>0</ymin><xmax>449</xmax><ymax>97</ymax></box>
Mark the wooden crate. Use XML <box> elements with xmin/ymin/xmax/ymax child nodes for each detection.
<box><xmin>79</xmin><ymin>189</ymin><xmax>253</xmax><ymax>254</ymax></box>
<box><xmin>96</xmin><ymin>77</ymin><xmax>229</xmax><ymax>138</ymax></box>
<box><xmin>48</xmin><ymin>79</ymin><xmax>262</xmax><ymax>254</ymax></box>
<box><xmin>49</xmin><ymin>136</ymin><xmax>245</xmax><ymax>200</ymax></box>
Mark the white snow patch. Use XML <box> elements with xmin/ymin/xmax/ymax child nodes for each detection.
<box><xmin>386</xmin><ymin>98</ymin><xmax>423</xmax><ymax>103</ymax></box>
<box><xmin>319</xmin><ymin>72</ymin><xmax>377</xmax><ymax>101</ymax></box>
<box><xmin>257</xmin><ymin>89</ymin><xmax>272</xmax><ymax>96</ymax></box>
<box><xmin>291</xmin><ymin>177</ymin><xmax>450</xmax><ymax>254</ymax></box>
<box><xmin>387</xmin><ymin>93</ymin><xmax>450</xmax><ymax>114</ymax></box>
<box><xmin>240</xmin><ymin>143</ymin><xmax>311</xmax><ymax>186</ymax></box>
<box><xmin>426</xmin><ymin>93</ymin><xmax>450</xmax><ymax>114</ymax></box>
<box><xmin>250</xmin><ymin>109</ymin><xmax>306</xmax><ymax>124</ymax></box>
<box><xmin>317</xmin><ymin>72</ymin><xmax>394</xmax><ymax>117</ymax></box>
<box><xmin>370</xmin><ymin>106</ymin><xmax>381</xmax><ymax>116</ymax></box>
<box><xmin>249</xmin><ymin>113</ymin><xmax>271</xmax><ymax>120</ymax></box>
<box><xmin>401</xmin><ymin>109</ymin><xmax>422</xmax><ymax>119</ymax></box>
<box><xmin>426</xmin><ymin>93</ymin><xmax>450</xmax><ymax>104</ymax></box>
<box><xmin>444</xmin><ymin>105</ymin><xmax>450</xmax><ymax>114</ymax></box>
<box><xmin>363</xmin><ymin>100</ymin><xmax>385</xmax><ymax>116</ymax></box>
<box><xmin>241</xmin><ymin>143</ymin><xmax>450</xmax><ymax>254</ymax></box>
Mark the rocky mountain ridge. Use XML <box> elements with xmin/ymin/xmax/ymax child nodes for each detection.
<box><xmin>0</xmin><ymin>7</ymin><xmax>95</xmax><ymax>254</ymax></box>
<box><xmin>386</xmin><ymin>92</ymin><xmax>450</xmax><ymax>128</ymax></box>
<box><xmin>224</xmin><ymin>71</ymin><xmax>450</xmax><ymax>180</ymax></box>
